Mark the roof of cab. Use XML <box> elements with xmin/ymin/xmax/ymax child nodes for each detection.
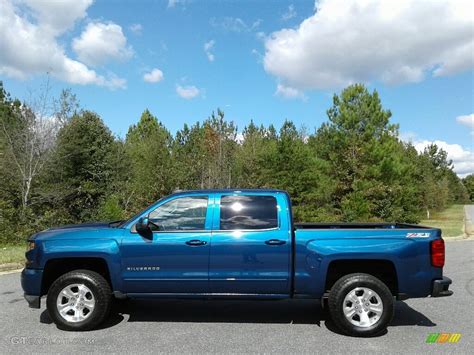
<box><xmin>170</xmin><ymin>188</ymin><xmax>287</xmax><ymax>196</ymax></box>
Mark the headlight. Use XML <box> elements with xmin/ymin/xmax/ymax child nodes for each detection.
<box><xmin>26</xmin><ymin>241</ymin><xmax>35</xmax><ymax>252</ymax></box>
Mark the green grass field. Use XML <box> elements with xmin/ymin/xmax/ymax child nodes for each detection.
<box><xmin>0</xmin><ymin>245</ymin><xmax>25</xmax><ymax>268</ymax></box>
<box><xmin>420</xmin><ymin>204</ymin><xmax>465</xmax><ymax>238</ymax></box>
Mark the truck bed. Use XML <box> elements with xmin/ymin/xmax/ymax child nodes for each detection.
<box><xmin>294</xmin><ymin>222</ymin><xmax>432</xmax><ymax>230</ymax></box>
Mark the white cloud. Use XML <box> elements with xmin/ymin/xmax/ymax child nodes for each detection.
<box><xmin>204</xmin><ymin>40</ymin><xmax>215</xmax><ymax>62</ymax></box>
<box><xmin>210</xmin><ymin>17</ymin><xmax>261</xmax><ymax>33</ymax></box>
<box><xmin>167</xmin><ymin>0</ymin><xmax>188</xmax><ymax>9</ymax></box>
<box><xmin>456</xmin><ymin>113</ymin><xmax>474</xmax><ymax>135</ymax></box>
<box><xmin>413</xmin><ymin>140</ymin><xmax>474</xmax><ymax>177</ymax></box>
<box><xmin>0</xmin><ymin>0</ymin><xmax>126</xmax><ymax>89</ymax></box>
<box><xmin>275</xmin><ymin>84</ymin><xmax>306</xmax><ymax>100</ymax></box>
<box><xmin>264</xmin><ymin>0</ymin><xmax>474</xmax><ymax>90</ymax></box>
<box><xmin>176</xmin><ymin>85</ymin><xmax>200</xmax><ymax>99</ymax></box>
<box><xmin>251</xmin><ymin>48</ymin><xmax>263</xmax><ymax>63</ymax></box>
<box><xmin>143</xmin><ymin>68</ymin><xmax>164</xmax><ymax>83</ymax></box>
<box><xmin>72</xmin><ymin>22</ymin><xmax>133</xmax><ymax>66</ymax></box>
<box><xmin>235</xmin><ymin>132</ymin><xmax>244</xmax><ymax>144</ymax></box>
<box><xmin>255</xmin><ymin>31</ymin><xmax>266</xmax><ymax>41</ymax></box>
<box><xmin>23</xmin><ymin>0</ymin><xmax>93</xmax><ymax>35</ymax></box>
<box><xmin>282</xmin><ymin>4</ymin><xmax>297</xmax><ymax>21</ymax></box>
<box><xmin>129</xmin><ymin>23</ymin><xmax>143</xmax><ymax>35</ymax></box>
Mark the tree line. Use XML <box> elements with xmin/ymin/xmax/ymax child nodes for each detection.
<box><xmin>0</xmin><ymin>81</ymin><xmax>471</xmax><ymax>243</ymax></box>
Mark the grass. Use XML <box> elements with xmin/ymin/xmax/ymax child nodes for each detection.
<box><xmin>420</xmin><ymin>204</ymin><xmax>465</xmax><ymax>238</ymax></box>
<box><xmin>0</xmin><ymin>244</ymin><xmax>25</xmax><ymax>268</ymax></box>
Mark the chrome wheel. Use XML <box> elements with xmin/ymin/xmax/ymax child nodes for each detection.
<box><xmin>343</xmin><ymin>287</ymin><xmax>383</xmax><ymax>328</ymax></box>
<box><xmin>56</xmin><ymin>283</ymin><xmax>95</xmax><ymax>323</ymax></box>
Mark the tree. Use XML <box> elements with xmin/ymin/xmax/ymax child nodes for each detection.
<box><xmin>125</xmin><ymin>109</ymin><xmax>173</xmax><ymax>211</ymax></box>
<box><xmin>48</xmin><ymin>111</ymin><xmax>116</xmax><ymax>221</ymax></box>
<box><xmin>417</xmin><ymin>144</ymin><xmax>469</xmax><ymax>217</ymax></box>
<box><xmin>463</xmin><ymin>174</ymin><xmax>474</xmax><ymax>202</ymax></box>
<box><xmin>313</xmin><ymin>84</ymin><xmax>419</xmax><ymax>222</ymax></box>
<box><xmin>201</xmin><ymin>109</ymin><xmax>238</xmax><ymax>188</ymax></box>
<box><xmin>54</xmin><ymin>88</ymin><xmax>80</xmax><ymax>126</ymax></box>
<box><xmin>235</xmin><ymin>120</ymin><xmax>275</xmax><ymax>188</ymax></box>
<box><xmin>172</xmin><ymin>122</ymin><xmax>207</xmax><ymax>189</ymax></box>
<box><xmin>273</xmin><ymin>121</ymin><xmax>336</xmax><ymax>221</ymax></box>
<box><xmin>0</xmin><ymin>80</ymin><xmax>78</xmax><ymax>216</ymax></box>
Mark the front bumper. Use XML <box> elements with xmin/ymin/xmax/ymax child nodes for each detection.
<box><xmin>21</xmin><ymin>268</ymin><xmax>43</xmax><ymax>308</ymax></box>
<box><xmin>24</xmin><ymin>294</ymin><xmax>40</xmax><ymax>308</ymax></box>
<box><xmin>431</xmin><ymin>276</ymin><xmax>453</xmax><ymax>297</ymax></box>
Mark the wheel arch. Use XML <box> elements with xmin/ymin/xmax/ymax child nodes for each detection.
<box><xmin>41</xmin><ymin>257</ymin><xmax>113</xmax><ymax>296</ymax></box>
<box><xmin>325</xmin><ymin>259</ymin><xmax>399</xmax><ymax>295</ymax></box>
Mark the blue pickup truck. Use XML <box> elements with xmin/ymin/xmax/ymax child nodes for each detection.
<box><xmin>21</xmin><ymin>189</ymin><xmax>452</xmax><ymax>336</ymax></box>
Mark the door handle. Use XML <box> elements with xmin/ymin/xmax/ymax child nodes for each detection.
<box><xmin>265</xmin><ymin>239</ymin><xmax>286</xmax><ymax>246</ymax></box>
<box><xmin>186</xmin><ymin>240</ymin><xmax>207</xmax><ymax>246</ymax></box>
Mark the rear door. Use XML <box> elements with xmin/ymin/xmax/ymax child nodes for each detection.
<box><xmin>209</xmin><ymin>193</ymin><xmax>291</xmax><ymax>295</ymax></box>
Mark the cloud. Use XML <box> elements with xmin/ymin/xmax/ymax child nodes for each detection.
<box><xmin>282</xmin><ymin>4</ymin><xmax>297</xmax><ymax>21</ymax></box>
<box><xmin>0</xmin><ymin>0</ymin><xmax>126</xmax><ymax>89</ymax></box>
<box><xmin>264</xmin><ymin>0</ymin><xmax>474</xmax><ymax>90</ymax></box>
<box><xmin>456</xmin><ymin>113</ymin><xmax>474</xmax><ymax>135</ymax></box>
<box><xmin>176</xmin><ymin>85</ymin><xmax>200</xmax><ymax>99</ymax></box>
<box><xmin>72</xmin><ymin>22</ymin><xmax>133</xmax><ymax>66</ymax></box>
<box><xmin>275</xmin><ymin>84</ymin><xmax>306</xmax><ymax>100</ymax></box>
<box><xmin>251</xmin><ymin>48</ymin><xmax>263</xmax><ymax>63</ymax></box>
<box><xmin>235</xmin><ymin>132</ymin><xmax>244</xmax><ymax>144</ymax></box>
<box><xmin>204</xmin><ymin>40</ymin><xmax>215</xmax><ymax>62</ymax></box>
<box><xmin>167</xmin><ymin>0</ymin><xmax>188</xmax><ymax>9</ymax></box>
<box><xmin>255</xmin><ymin>31</ymin><xmax>266</xmax><ymax>41</ymax></box>
<box><xmin>210</xmin><ymin>17</ymin><xmax>261</xmax><ymax>33</ymax></box>
<box><xmin>143</xmin><ymin>68</ymin><xmax>164</xmax><ymax>83</ymax></box>
<box><xmin>129</xmin><ymin>23</ymin><xmax>143</xmax><ymax>35</ymax></box>
<box><xmin>22</xmin><ymin>0</ymin><xmax>93</xmax><ymax>35</ymax></box>
<box><xmin>413</xmin><ymin>140</ymin><xmax>474</xmax><ymax>177</ymax></box>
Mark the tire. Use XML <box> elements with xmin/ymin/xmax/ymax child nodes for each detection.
<box><xmin>46</xmin><ymin>269</ymin><xmax>112</xmax><ymax>331</ymax></box>
<box><xmin>328</xmin><ymin>273</ymin><xmax>394</xmax><ymax>337</ymax></box>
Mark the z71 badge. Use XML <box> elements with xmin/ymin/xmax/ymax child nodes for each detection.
<box><xmin>407</xmin><ymin>233</ymin><xmax>431</xmax><ymax>238</ymax></box>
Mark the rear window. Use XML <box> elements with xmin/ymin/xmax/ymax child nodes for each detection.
<box><xmin>219</xmin><ymin>195</ymin><xmax>278</xmax><ymax>230</ymax></box>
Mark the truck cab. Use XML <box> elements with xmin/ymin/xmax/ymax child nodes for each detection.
<box><xmin>122</xmin><ymin>190</ymin><xmax>292</xmax><ymax>296</ymax></box>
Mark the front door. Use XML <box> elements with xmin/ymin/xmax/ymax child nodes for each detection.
<box><xmin>121</xmin><ymin>194</ymin><xmax>212</xmax><ymax>294</ymax></box>
<box><xmin>209</xmin><ymin>193</ymin><xmax>291</xmax><ymax>295</ymax></box>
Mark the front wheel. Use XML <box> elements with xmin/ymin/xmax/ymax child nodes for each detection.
<box><xmin>328</xmin><ymin>273</ymin><xmax>394</xmax><ymax>337</ymax></box>
<box><xmin>46</xmin><ymin>270</ymin><xmax>112</xmax><ymax>331</ymax></box>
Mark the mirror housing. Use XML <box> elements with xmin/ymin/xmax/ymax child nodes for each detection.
<box><xmin>136</xmin><ymin>217</ymin><xmax>152</xmax><ymax>237</ymax></box>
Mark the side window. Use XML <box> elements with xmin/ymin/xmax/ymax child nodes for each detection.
<box><xmin>148</xmin><ymin>196</ymin><xmax>208</xmax><ymax>231</ymax></box>
<box><xmin>219</xmin><ymin>195</ymin><xmax>278</xmax><ymax>230</ymax></box>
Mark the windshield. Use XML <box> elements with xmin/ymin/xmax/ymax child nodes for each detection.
<box><xmin>115</xmin><ymin>196</ymin><xmax>166</xmax><ymax>228</ymax></box>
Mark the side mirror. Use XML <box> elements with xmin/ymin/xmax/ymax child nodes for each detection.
<box><xmin>136</xmin><ymin>217</ymin><xmax>151</xmax><ymax>237</ymax></box>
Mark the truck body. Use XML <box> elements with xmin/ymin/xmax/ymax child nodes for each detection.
<box><xmin>21</xmin><ymin>189</ymin><xmax>452</xmax><ymax>335</ymax></box>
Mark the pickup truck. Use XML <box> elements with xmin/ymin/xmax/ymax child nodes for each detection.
<box><xmin>21</xmin><ymin>189</ymin><xmax>452</xmax><ymax>336</ymax></box>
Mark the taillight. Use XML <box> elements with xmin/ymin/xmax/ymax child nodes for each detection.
<box><xmin>431</xmin><ymin>239</ymin><xmax>445</xmax><ymax>267</ymax></box>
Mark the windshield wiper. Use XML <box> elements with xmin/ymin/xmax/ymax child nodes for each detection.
<box><xmin>109</xmin><ymin>220</ymin><xmax>125</xmax><ymax>228</ymax></box>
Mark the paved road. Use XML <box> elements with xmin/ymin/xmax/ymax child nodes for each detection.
<box><xmin>1</xmin><ymin>241</ymin><xmax>472</xmax><ymax>354</ymax></box>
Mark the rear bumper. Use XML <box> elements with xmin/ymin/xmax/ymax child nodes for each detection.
<box><xmin>431</xmin><ymin>276</ymin><xmax>453</xmax><ymax>297</ymax></box>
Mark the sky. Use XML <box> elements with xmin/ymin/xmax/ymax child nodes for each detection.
<box><xmin>0</xmin><ymin>0</ymin><xmax>473</xmax><ymax>176</ymax></box>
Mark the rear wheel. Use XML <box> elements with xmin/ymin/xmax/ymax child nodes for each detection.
<box><xmin>328</xmin><ymin>273</ymin><xmax>394</xmax><ymax>337</ymax></box>
<box><xmin>47</xmin><ymin>270</ymin><xmax>112</xmax><ymax>331</ymax></box>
